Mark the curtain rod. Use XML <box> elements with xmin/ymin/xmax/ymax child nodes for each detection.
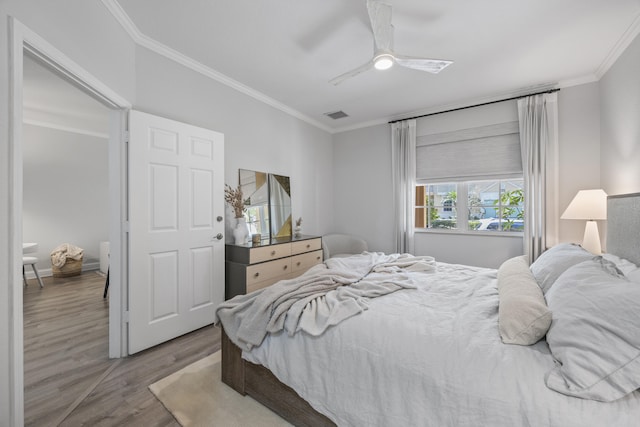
<box><xmin>388</xmin><ymin>88</ymin><xmax>561</xmax><ymax>124</ymax></box>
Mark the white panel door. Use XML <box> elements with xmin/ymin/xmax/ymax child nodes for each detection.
<box><xmin>128</xmin><ymin>110</ymin><xmax>224</xmax><ymax>354</ymax></box>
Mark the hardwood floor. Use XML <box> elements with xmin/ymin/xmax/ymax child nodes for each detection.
<box><xmin>23</xmin><ymin>271</ymin><xmax>221</xmax><ymax>427</ymax></box>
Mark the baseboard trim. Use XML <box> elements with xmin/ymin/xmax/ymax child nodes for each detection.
<box><xmin>23</xmin><ymin>262</ymin><xmax>100</xmax><ymax>279</ymax></box>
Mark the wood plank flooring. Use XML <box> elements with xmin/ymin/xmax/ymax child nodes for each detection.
<box><xmin>23</xmin><ymin>271</ymin><xmax>221</xmax><ymax>427</ymax></box>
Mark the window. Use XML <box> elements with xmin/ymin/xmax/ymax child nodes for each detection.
<box><xmin>414</xmin><ymin>120</ymin><xmax>524</xmax><ymax>234</ymax></box>
<box><xmin>415</xmin><ymin>179</ymin><xmax>524</xmax><ymax>233</ymax></box>
<box><xmin>415</xmin><ymin>184</ymin><xmax>457</xmax><ymax>229</ymax></box>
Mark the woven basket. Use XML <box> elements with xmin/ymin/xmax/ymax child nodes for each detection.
<box><xmin>52</xmin><ymin>257</ymin><xmax>83</xmax><ymax>278</ymax></box>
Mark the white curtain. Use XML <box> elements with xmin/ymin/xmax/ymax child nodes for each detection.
<box><xmin>517</xmin><ymin>92</ymin><xmax>559</xmax><ymax>263</ymax></box>
<box><xmin>391</xmin><ymin>119</ymin><xmax>416</xmax><ymax>254</ymax></box>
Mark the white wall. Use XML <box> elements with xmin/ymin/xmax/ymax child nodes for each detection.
<box><xmin>133</xmin><ymin>47</ymin><xmax>334</xmax><ymax>240</ymax></box>
<box><xmin>600</xmin><ymin>32</ymin><xmax>640</xmax><ymax>195</ymax></box>
<box><xmin>557</xmin><ymin>82</ymin><xmax>601</xmax><ymax>245</ymax></box>
<box><xmin>22</xmin><ymin>124</ymin><xmax>109</xmax><ymax>275</ymax></box>
<box><xmin>332</xmin><ymin>123</ymin><xmax>395</xmax><ymax>254</ymax></box>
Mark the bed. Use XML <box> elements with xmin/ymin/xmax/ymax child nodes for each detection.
<box><xmin>217</xmin><ymin>193</ymin><xmax>640</xmax><ymax>426</ymax></box>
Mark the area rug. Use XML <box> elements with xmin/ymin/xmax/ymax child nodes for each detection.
<box><xmin>149</xmin><ymin>351</ymin><xmax>292</xmax><ymax>426</ymax></box>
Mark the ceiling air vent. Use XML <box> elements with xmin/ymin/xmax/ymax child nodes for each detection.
<box><xmin>324</xmin><ymin>110</ymin><xmax>349</xmax><ymax>120</ymax></box>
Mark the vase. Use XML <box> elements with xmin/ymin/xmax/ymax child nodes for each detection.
<box><xmin>233</xmin><ymin>217</ymin><xmax>250</xmax><ymax>245</ymax></box>
<box><xmin>294</xmin><ymin>226</ymin><xmax>302</xmax><ymax>237</ymax></box>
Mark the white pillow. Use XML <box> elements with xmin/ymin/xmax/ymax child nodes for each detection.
<box><xmin>530</xmin><ymin>243</ymin><xmax>593</xmax><ymax>294</ymax></box>
<box><xmin>497</xmin><ymin>256</ymin><xmax>552</xmax><ymax>345</ymax></box>
<box><xmin>545</xmin><ymin>257</ymin><xmax>640</xmax><ymax>402</ymax></box>
<box><xmin>627</xmin><ymin>269</ymin><xmax>640</xmax><ymax>283</ymax></box>
<box><xmin>602</xmin><ymin>253</ymin><xmax>639</xmax><ymax>275</ymax></box>
<box><xmin>602</xmin><ymin>253</ymin><xmax>640</xmax><ymax>282</ymax></box>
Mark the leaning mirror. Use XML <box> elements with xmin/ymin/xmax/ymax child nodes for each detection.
<box><xmin>269</xmin><ymin>174</ymin><xmax>292</xmax><ymax>238</ymax></box>
<box><xmin>239</xmin><ymin>169</ymin><xmax>269</xmax><ymax>239</ymax></box>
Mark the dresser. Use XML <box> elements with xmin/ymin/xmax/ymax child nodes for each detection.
<box><xmin>225</xmin><ymin>235</ymin><xmax>323</xmax><ymax>299</ymax></box>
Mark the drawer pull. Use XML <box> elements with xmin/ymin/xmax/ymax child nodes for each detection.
<box><xmin>317</xmin><ymin>256</ymin><xmax>321</xmax><ymax>260</ymax></box>
<box><xmin>254</xmin><ymin>272</ymin><xmax>260</xmax><ymax>278</ymax></box>
<box><xmin>306</xmin><ymin>244</ymin><xmax>310</xmax><ymax>248</ymax></box>
<box><xmin>271</xmin><ymin>250</ymin><xmax>276</xmax><ymax>256</ymax></box>
<box><xmin>283</xmin><ymin>265</ymin><xmax>288</xmax><ymax>270</ymax></box>
<box><xmin>296</xmin><ymin>262</ymin><xmax>301</xmax><ymax>266</ymax></box>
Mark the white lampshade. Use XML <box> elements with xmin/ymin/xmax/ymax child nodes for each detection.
<box><xmin>561</xmin><ymin>189</ymin><xmax>607</xmax><ymax>220</ymax></box>
<box><xmin>561</xmin><ymin>189</ymin><xmax>607</xmax><ymax>255</ymax></box>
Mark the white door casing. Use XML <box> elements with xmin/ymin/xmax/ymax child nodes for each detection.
<box><xmin>128</xmin><ymin>110</ymin><xmax>224</xmax><ymax>354</ymax></box>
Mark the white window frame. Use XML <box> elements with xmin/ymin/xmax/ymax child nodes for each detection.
<box><xmin>415</xmin><ymin>177</ymin><xmax>524</xmax><ymax>236</ymax></box>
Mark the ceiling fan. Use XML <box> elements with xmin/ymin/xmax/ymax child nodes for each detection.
<box><xmin>329</xmin><ymin>0</ymin><xmax>453</xmax><ymax>85</ymax></box>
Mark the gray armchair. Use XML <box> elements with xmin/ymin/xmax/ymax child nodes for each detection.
<box><xmin>321</xmin><ymin>233</ymin><xmax>368</xmax><ymax>259</ymax></box>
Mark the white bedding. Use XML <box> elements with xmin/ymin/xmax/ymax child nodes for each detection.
<box><xmin>243</xmin><ymin>261</ymin><xmax>640</xmax><ymax>426</ymax></box>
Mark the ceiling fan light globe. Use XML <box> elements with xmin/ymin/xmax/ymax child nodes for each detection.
<box><xmin>374</xmin><ymin>55</ymin><xmax>394</xmax><ymax>70</ymax></box>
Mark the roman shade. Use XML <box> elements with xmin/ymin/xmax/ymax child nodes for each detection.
<box><xmin>416</xmin><ymin>121</ymin><xmax>521</xmax><ymax>182</ymax></box>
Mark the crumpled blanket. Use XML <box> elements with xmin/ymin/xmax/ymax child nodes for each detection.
<box><xmin>215</xmin><ymin>252</ymin><xmax>436</xmax><ymax>351</ymax></box>
<box><xmin>50</xmin><ymin>243</ymin><xmax>84</xmax><ymax>268</ymax></box>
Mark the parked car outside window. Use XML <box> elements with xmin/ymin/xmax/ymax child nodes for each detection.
<box><xmin>474</xmin><ymin>218</ymin><xmax>523</xmax><ymax>231</ymax></box>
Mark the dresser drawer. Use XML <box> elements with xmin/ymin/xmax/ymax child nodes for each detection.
<box><xmin>291</xmin><ymin>249</ymin><xmax>323</xmax><ymax>273</ymax></box>
<box><xmin>246</xmin><ymin>257</ymin><xmax>291</xmax><ymax>288</ymax></box>
<box><xmin>247</xmin><ymin>273</ymin><xmax>295</xmax><ymax>294</ymax></box>
<box><xmin>291</xmin><ymin>238</ymin><xmax>322</xmax><ymax>255</ymax></box>
<box><xmin>249</xmin><ymin>243</ymin><xmax>292</xmax><ymax>264</ymax></box>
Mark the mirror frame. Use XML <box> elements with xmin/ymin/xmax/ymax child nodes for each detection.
<box><xmin>238</xmin><ymin>169</ymin><xmax>292</xmax><ymax>242</ymax></box>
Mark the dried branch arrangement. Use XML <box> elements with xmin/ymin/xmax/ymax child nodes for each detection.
<box><xmin>224</xmin><ymin>184</ymin><xmax>247</xmax><ymax>218</ymax></box>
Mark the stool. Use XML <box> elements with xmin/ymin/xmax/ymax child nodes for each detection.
<box><xmin>23</xmin><ymin>256</ymin><xmax>44</xmax><ymax>288</ymax></box>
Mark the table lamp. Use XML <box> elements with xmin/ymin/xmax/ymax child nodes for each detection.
<box><xmin>561</xmin><ymin>189</ymin><xmax>607</xmax><ymax>254</ymax></box>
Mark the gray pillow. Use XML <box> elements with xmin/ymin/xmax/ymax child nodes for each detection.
<box><xmin>497</xmin><ymin>256</ymin><xmax>552</xmax><ymax>345</ymax></box>
<box><xmin>545</xmin><ymin>257</ymin><xmax>640</xmax><ymax>402</ymax></box>
<box><xmin>530</xmin><ymin>243</ymin><xmax>593</xmax><ymax>293</ymax></box>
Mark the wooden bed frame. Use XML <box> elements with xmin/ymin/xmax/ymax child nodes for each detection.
<box><xmin>220</xmin><ymin>193</ymin><xmax>640</xmax><ymax>426</ymax></box>
<box><xmin>221</xmin><ymin>328</ymin><xmax>335</xmax><ymax>426</ymax></box>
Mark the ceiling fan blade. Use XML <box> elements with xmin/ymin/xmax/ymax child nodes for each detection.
<box><xmin>394</xmin><ymin>54</ymin><xmax>453</xmax><ymax>74</ymax></box>
<box><xmin>367</xmin><ymin>0</ymin><xmax>393</xmax><ymax>51</ymax></box>
<box><xmin>329</xmin><ymin>59</ymin><xmax>374</xmax><ymax>85</ymax></box>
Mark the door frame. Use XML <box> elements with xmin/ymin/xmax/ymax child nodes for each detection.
<box><xmin>7</xmin><ymin>17</ymin><xmax>131</xmax><ymax>424</ymax></box>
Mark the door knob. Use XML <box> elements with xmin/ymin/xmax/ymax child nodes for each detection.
<box><xmin>216</xmin><ymin>216</ymin><xmax>223</xmax><ymax>222</ymax></box>
<box><xmin>215</xmin><ymin>233</ymin><xmax>223</xmax><ymax>240</ymax></box>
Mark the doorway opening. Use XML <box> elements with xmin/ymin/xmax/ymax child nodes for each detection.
<box><xmin>8</xmin><ymin>17</ymin><xmax>131</xmax><ymax>425</ymax></box>
<box><xmin>21</xmin><ymin>52</ymin><xmax>114</xmax><ymax>425</ymax></box>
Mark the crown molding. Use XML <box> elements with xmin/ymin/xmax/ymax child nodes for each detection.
<box><xmin>332</xmin><ymin>117</ymin><xmax>390</xmax><ymax>134</ymax></box>
<box><xmin>595</xmin><ymin>12</ymin><xmax>640</xmax><ymax>79</ymax></box>
<box><xmin>101</xmin><ymin>0</ymin><xmax>640</xmax><ymax>136</ymax></box>
<box><xmin>23</xmin><ymin>118</ymin><xmax>110</xmax><ymax>139</ymax></box>
<box><xmin>100</xmin><ymin>0</ymin><xmax>334</xmax><ymax>134</ymax></box>
<box><xmin>557</xmin><ymin>73</ymin><xmax>598</xmax><ymax>89</ymax></box>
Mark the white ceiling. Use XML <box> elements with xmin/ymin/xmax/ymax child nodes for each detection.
<box><xmin>113</xmin><ymin>0</ymin><xmax>640</xmax><ymax>132</ymax></box>
<box><xmin>23</xmin><ymin>55</ymin><xmax>111</xmax><ymax>137</ymax></box>
<box><xmin>25</xmin><ymin>1</ymin><xmax>640</xmax><ymax>134</ymax></box>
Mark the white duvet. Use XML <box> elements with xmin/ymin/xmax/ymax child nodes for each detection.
<box><xmin>243</xmin><ymin>261</ymin><xmax>640</xmax><ymax>427</ymax></box>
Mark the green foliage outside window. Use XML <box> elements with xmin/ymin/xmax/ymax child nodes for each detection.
<box><xmin>496</xmin><ymin>188</ymin><xmax>524</xmax><ymax>230</ymax></box>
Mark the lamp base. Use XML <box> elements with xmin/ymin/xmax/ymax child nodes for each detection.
<box><xmin>582</xmin><ymin>220</ymin><xmax>602</xmax><ymax>255</ymax></box>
